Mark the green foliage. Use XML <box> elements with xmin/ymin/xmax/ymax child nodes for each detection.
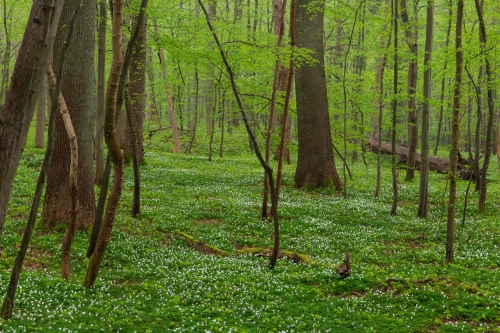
<box><xmin>2</xmin><ymin>131</ymin><xmax>500</xmax><ymax>332</ymax></box>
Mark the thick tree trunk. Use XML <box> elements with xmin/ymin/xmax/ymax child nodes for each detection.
<box><xmin>42</xmin><ymin>0</ymin><xmax>96</xmax><ymax>231</ymax></box>
<box><xmin>0</xmin><ymin>0</ymin><xmax>63</xmax><ymax>243</ymax></box>
<box><xmin>0</xmin><ymin>4</ymin><xmax>77</xmax><ymax>319</ymax></box>
<box><xmin>45</xmin><ymin>63</ymin><xmax>79</xmax><ymax>279</ymax></box>
<box><xmin>293</xmin><ymin>0</ymin><xmax>342</xmax><ymax>190</ymax></box>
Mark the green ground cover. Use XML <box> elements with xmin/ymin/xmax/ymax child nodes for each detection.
<box><xmin>1</xmin><ymin>130</ymin><xmax>500</xmax><ymax>332</ymax></box>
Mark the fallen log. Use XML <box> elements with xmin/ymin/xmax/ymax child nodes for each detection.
<box><xmin>175</xmin><ymin>230</ymin><xmax>315</xmax><ymax>263</ymax></box>
<box><xmin>367</xmin><ymin>139</ymin><xmax>473</xmax><ymax>179</ymax></box>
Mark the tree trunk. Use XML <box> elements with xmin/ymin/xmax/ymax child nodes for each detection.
<box><xmin>35</xmin><ymin>78</ymin><xmax>47</xmax><ymax>148</ymax></box>
<box><xmin>475</xmin><ymin>0</ymin><xmax>494</xmax><ymax>214</ymax></box>
<box><xmin>198</xmin><ymin>0</ymin><xmax>280</xmax><ymax>269</ymax></box>
<box><xmin>262</xmin><ymin>0</ymin><xmax>286</xmax><ymax>218</ymax></box>
<box><xmin>154</xmin><ymin>19</ymin><xmax>181</xmax><ymax>154</ymax></box>
<box><xmin>0</xmin><ymin>0</ymin><xmax>63</xmax><ymax>244</ymax></box>
<box><xmin>94</xmin><ymin>0</ymin><xmax>107</xmax><ymax>186</ymax></box>
<box><xmin>446</xmin><ymin>0</ymin><xmax>464</xmax><ymax>263</ymax></box>
<box><xmin>274</xmin><ymin>0</ymin><xmax>295</xmax><ymax>209</ymax></box>
<box><xmin>124</xmin><ymin>14</ymin><xmax>146</xmax><ymax>164</ymax></box>
<box><xmin>45</xmin><ymin>63</ymin><xmax>79</xmax><ymax>279</ymax></box>
<box><xmin>0</xmin><ymin>1</ymin><xmax>11</xmax><ymax>105</ymax></box>
<box><xmin>204</xmin><ymin>1</ymin><xmax>216</xmax><ymax>133</ymax></box>
<box><xmin>473</xmin><ymin>66</ymin><xmax>483</xmax><ymax>192</ymax></box>
<box><xmin>42</xmin><ymin>0</ymin><xmax>96</xmax><ymax>231</ymax></box>
<box><xmin>0</xmin><ymin>4</ymin><xmax>78</xmax><ymax>319</ymax></box>
<box><xmin>85</xmin><ymin>0</ymin><xmax>148</xmax><ymax>288</ymax></box>
<box><xmin>293</xmin><ymin>0</ymin><xmax>342</xmax><ymax>190</ymax></box>
<box><xmin>374</xmin><ymin>0</ymin><xmax>392</xmax><ymax>198</ymax></box>
<box><xmin>391</xmin><ymin>0</ymin><xmax>399</xmax><ymax>216</ymax></box>
<box><xmin>417</xmin><ymin>0</ymin><xmax>433</xmax><ymax>219</ymax></box>
<box><xmin>400</xmin><ymin>0</ymin><xmax>418</xmax><ymax>181</ymax></box>
<box><xmin>125</xmin><ymin>90</ymin><xmax>141</xmax><ymax>217</ymax></box>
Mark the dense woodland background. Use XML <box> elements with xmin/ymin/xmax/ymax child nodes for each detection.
<box><xmin>0</xmin><ymin>0</ymin><xmax>499</xmax><ymax>330</ymax></box>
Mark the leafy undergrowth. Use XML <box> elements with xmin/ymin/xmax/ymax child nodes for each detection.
<box><xmin>1</xmin><ymin>134</ymin><xmax>500</xmax><ymax>332</ymax></box>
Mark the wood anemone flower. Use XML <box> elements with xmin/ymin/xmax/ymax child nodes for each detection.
<box><xmin>337</xmin><ymin>252</ymin><xmax>351</xmax><ymax>277</ymax></box>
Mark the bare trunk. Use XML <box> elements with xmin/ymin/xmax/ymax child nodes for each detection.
<box><xmin>124</xmin><ymin>15</ymin><xmax>146</xmax><ymax>163</ymax></box>
<box><xmin>262</xmin><ymin>0</ymin><xmax>286</xmax><ymax>218</ymax></box>
<box><xmin>417</xmin><ymin>0</ymin><xmax>433</xmax><ymax>219</ymax></box>
<box><xmin>391</xmin><ymin>0</ymin><xmax>399</xmax><ymax>216</ymax></box>
<box><xmin>45</xmin><ymin>63</ymin><xmax>79</xmax><ymax>279</ymax></box>
<box><xmin>400</xmin><ymin>0</ymin><xmax>418</xmax><ymax>181</ymax></box>
<box><xmin>95</xmin><ymin>0</ymin><xmax>107</xmax><ymax>186</ymax></box>
<box><xmin>275</xmin><ymin>0</ymin><xmax>295</xmax><ymax>208</ymax></box>
<box><xmin>476</xmin><ymin>0</ymin><xmax>494</xmax><ymax>214</ymax></box>
<box><xmin>125</xmin><ymin>90</ymin><xmax>141</xmax><ymax>216</ymax></box>
<box><xmin>0</xmin><ymin>0</ymin><xmax>63</xmax><ymax>244</ymax></box>
<box><xmin>0</xmin><ymin>2</ymin><xmax>75</xmax><ymax>318</ymax></box>
<box><xmin>35</xmin><ymin>78</ymin><xmax>47</xmax><ymax>148</ymax></box>
<box><xmin>42</xmin><ymin>0</ymin><xmax>96</xmax><ymax>231</ymax></box>
<box><xmin>294</xmin><ymin>0</ymin><xmax>342</xmax><ymax>190</ymax></box>
<box><xmin>446</xmin><ymin>0</ymin><xmax>464</xmax><ymax>263</ymax></box>
<box><xmin>84</xmin><ymin>0</ymin><xmax>148</xmax><ymax>287</ymax></box>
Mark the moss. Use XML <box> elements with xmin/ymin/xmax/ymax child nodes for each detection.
<box><xmin>175</xmin><ymin>230</ymin><xmax>232</xmax><ymax>257</ymax></box>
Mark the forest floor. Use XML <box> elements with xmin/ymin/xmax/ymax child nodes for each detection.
<box><xmin>1</xmin><ymin>129</ymin><xmax>500</xmax><ymax>332</ymax></box>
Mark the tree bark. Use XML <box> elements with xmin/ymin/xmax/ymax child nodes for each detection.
<box><xmin>35</xmin><ymin>78</ymin><xmax>47</xmax><ymax>148</ymax></box>
<box><xmin>0</xmin><ymin>0</ymin><xmax>63</xmax><ymax>244</ymax></box>
<box><xmin>293</xmin><ymin>0</ymin><xmax>342</xmax><ymax>190</ymax></box>
<box><xmin>42</xmin><ymin>0</ymin><xmax>96</xmax><ymax>231</ymax></box>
